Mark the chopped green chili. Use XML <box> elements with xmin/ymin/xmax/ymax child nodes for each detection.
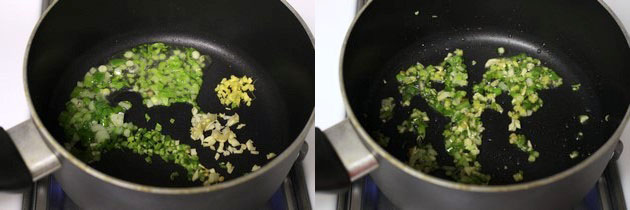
<box><xmin>395</xmin><ymin>49</ymin><xmax>562</xmax><ymax>184</ymax></box>
<box><xmin>408</xmin><ymin>144</ymin><xmax>439</xmax><ymax>173</ymax></box>
<box><xmin>379</xmin><ymin>97</ymin><xmax>396</xmax><ymax>122</ymax></box>
<box><xmin>397</xmin><ymin>49</ymin><xmax>489</xmax><ymax>184</ymax></box>
<box><xmin>513</xmin><ymin>170</ymin><xmax>524</xmax><ymax>182</ymax></box>
<box><xmin>397</xmin><ymin>108</ymin><xmax>430</xmax><ymax>143</ymax></box>
<box><xmin>59</xmin><ymin>43</ymin><xmax>225</xmax><ymax>185</ymax></box>
<box><xmin>509</xmin><ymin>134</ymin><xmax>539</xmax><ymax>162</ymax></box>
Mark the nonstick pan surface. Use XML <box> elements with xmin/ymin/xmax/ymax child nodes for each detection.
<box><xmin>361</xmin><ymin>33</ymin><xmax>613</xmax><ymax>185</ymax></box>
<box><xmin>44</xmin><ymin>35</ymin><xmax>291</xmax><ymax>187</ymax></box>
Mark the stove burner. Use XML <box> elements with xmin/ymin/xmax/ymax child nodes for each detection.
<box><xmin>24</xmin><ymin>164</ymin><xmax>310</xmax><ymax>210</ymax></box>
<box><xmin>337</xmin><ymin>163</ymin><xmax>626</xmax><ymax>210</ymax></box>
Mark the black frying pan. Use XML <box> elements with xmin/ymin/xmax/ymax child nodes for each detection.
<box><xmin>347</xmin><ymin>0</ymin><xmax>629</xmax><ymax>185</ymax></box>
<box><xmin>362</xmin><ymin>37</ymin><xmax>613</xmax><ymax>184</ymax></box>
<box><xmin>317</xmin><ymin>0</ymin><xmax>630</xmax><ymax>209</ymax></box>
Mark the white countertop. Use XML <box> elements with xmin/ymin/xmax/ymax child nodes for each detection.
<box><xmin>314</xmin><ymin>0</ymin><xmax>630</xmax><ymax>210</ymax></box>
<box><xmin>0</xmin><ymin>0</ymin><xmax>314</xmax><ymax>209</ymax></box>
<box><xmin>0</xmin><ymin>0</ymin><xmax>42</xmax><ymax>209</ymax></box>
<box><xmin>314</xmin><ymin>0</ymin><xmax>355</xmax><ymax>209</ymax></box>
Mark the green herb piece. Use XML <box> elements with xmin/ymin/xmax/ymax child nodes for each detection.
<box><xmin>373</xmin><ymin>131</ymin><xmax>390</xmax><ymax>148</ymax></box>
<box><xmin>145</xmin><ymin>113</ymin><xmax>151</xmax><ymax>122</ymax></box>
<box><xmin>477</xmin><ymin>54</ymin><xmax>563</xmax><ymax>132</ymax></box>
<box><xmin>408</xmin><ymin>144</ymin><xmax>439</xmax><ymax>173</ymax></box>
<box><xmin>379</xmin><ymin>97</ymin><xmax>396</xmax><ymax>122</ymax></box>
<box><xmin>509</xmin><ymin>134</ymin><xmax>539</xmax><ymax>162</ymax></box>
<box><xmin>397</xmin><ymin>108</ymin><xmax>430</xmax><ymax>143</ymax></box>
<box><xmin>170</xmin><ymin>172</ymin><xmax>179</xmax><ymax>180</ymax></box>
<box><xmin>118</xmin><ymin>101</ymin><xmax>132</xmax><ymax>110</ymax></box>
<box><xmin>513</xmin><ymin>170</ymin><xmax>524</xmax><ymax>182</ymax></box>
<box><xmin>579</xmin><ymin>115</ymin><xmax>589</xmax><ymax>124</ymax></box>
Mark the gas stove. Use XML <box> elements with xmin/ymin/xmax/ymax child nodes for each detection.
<box><xmin>337</xmin><ymin>164</ymin><xmax>625</xmax><ymax>210</ymax></box>
<box><xmin>23</xmin><ymin>163</ymin><xmax>311</xmax><ymax>210</ymax></box>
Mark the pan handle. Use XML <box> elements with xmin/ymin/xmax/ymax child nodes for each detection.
<box><xmin>612</xmin><ymin>140</ymin><xmax>623</xmax><ymax>161</ymax></box>
<box><xmin>315</xmin><ymin>119</ymin><xmax>378</xmax><ymax>192</ymax></box>
<box><xmin>0</xmin><ymin>119</ymin><xmax>61</xmax><ymax>191</ymax></box>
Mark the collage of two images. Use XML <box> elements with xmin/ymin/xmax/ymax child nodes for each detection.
<box><xmin>2</xmin><ymin>0</ymin><xmax>630</xmax><ymax>209</ymax></box>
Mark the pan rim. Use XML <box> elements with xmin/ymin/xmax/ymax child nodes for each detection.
<box><xmin>23</xmin><ymin>0</ymin><xmax>315</xmax><ymax>195</ymax></box>
<box><xmin>339</xmin><ymin>0</ymin><xmax>630</xmax><ymax>192</ymax></box>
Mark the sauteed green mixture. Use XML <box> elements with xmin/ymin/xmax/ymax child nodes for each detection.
<box><xmin>59</xmin><ymin>43</ymin><xmax>267</xmax><ymax>185</ymax></box>
<box><xmin>381</xmin><ymin>49</ymin><xmax>563</xmax><ymax>184</ymax></box>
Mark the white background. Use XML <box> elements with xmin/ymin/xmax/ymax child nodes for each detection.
<box><xmin>0</xmin><ymin>0</ymin><xmax>314</xmax><ymax>209</ymax></box>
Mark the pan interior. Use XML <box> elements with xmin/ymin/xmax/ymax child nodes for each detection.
<box><xmin>343</xmin><ymin>0</ymin><xmax>630</xmax><ymax>185</ymax></box>
<box><xmin>26</xmin><ymin>0</ymin><xmax>314</xmax><ymax>188</ymax></box>
<box><xmin>46</xmin><ymin>35</ymin><xmax>290</xmax><ymax>187</ymax></box>
<box><xmin>361</xmin><ymin>31</ymin><xmax>614</xmax><ymax>184</ymax></box>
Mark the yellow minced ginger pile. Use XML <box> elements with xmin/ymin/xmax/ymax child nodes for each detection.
<box><xmin>215</xmin><ymin>75</ymin><xmax>255</xmax><ymax>109</ymax></box>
